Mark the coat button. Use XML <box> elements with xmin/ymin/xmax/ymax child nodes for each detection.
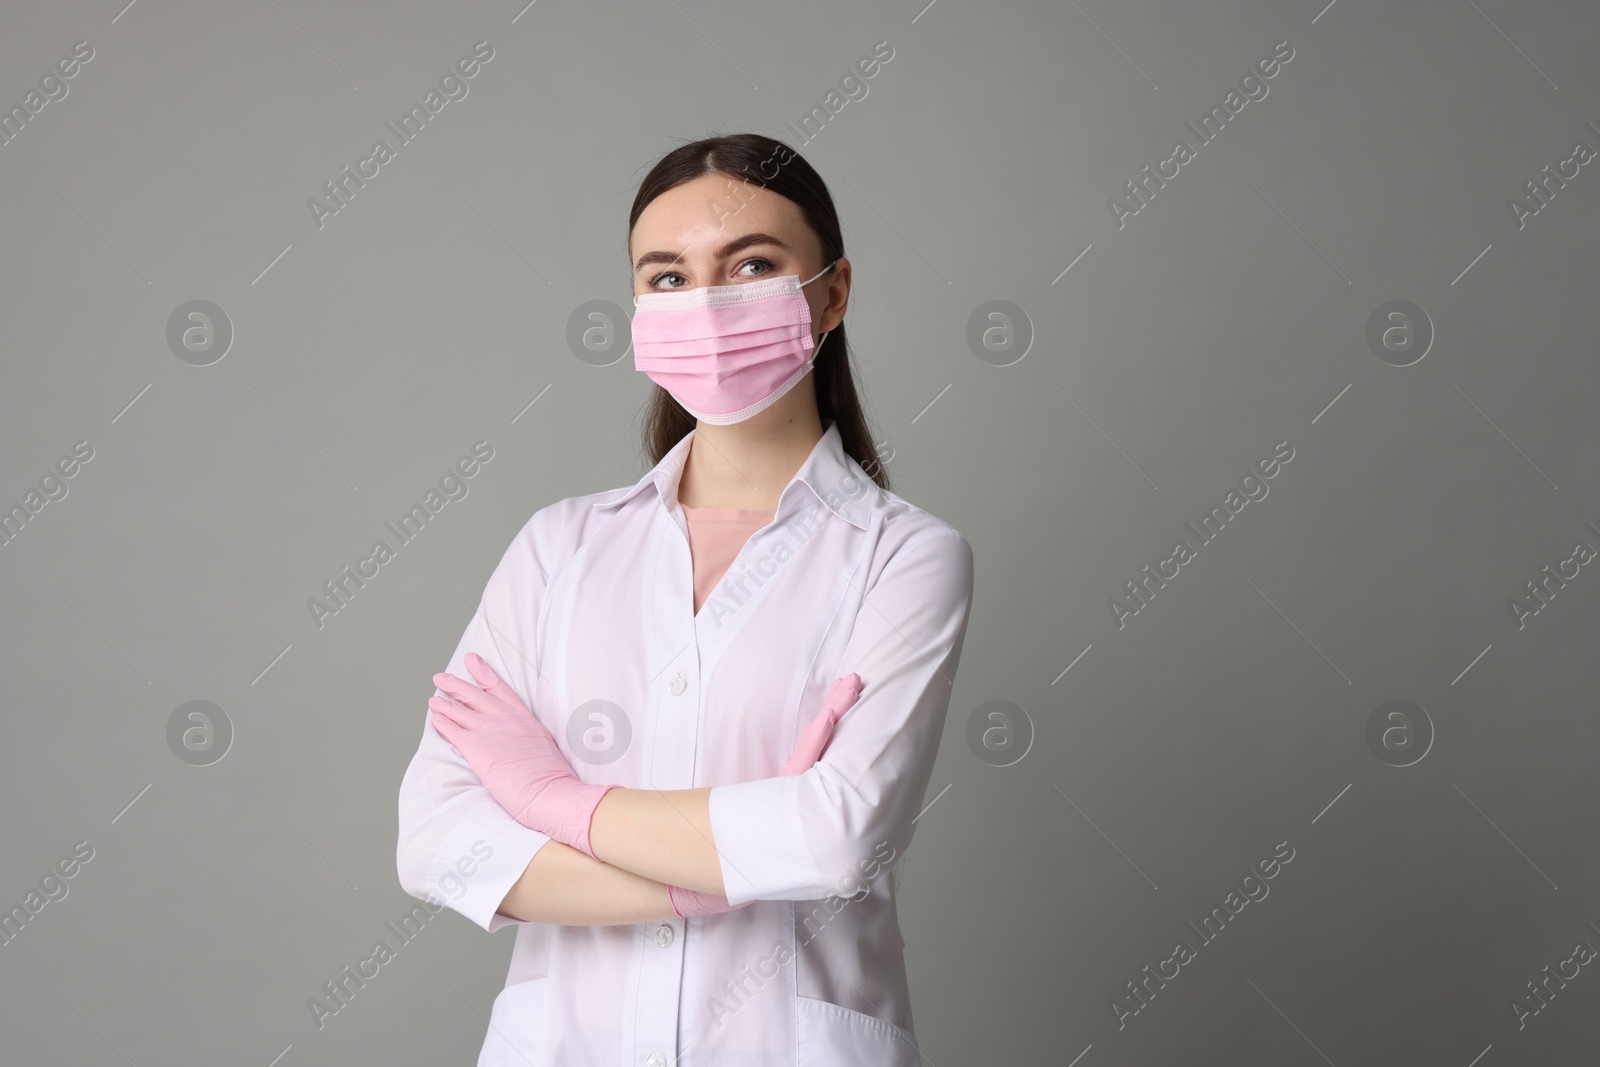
<box><xmin>655</xmin><ymin>922</ymin><xmax>674</xmax><ymax>947</ymax></box>
<box><xmin>667</xmin><ymin>672</ymin><xmax>686</xmax><ymax>696</ymax></box>
<box><xmin>647</xmin><ymin>1053</ymin><xmax>666</xmax><ymax>1067</ymax></box>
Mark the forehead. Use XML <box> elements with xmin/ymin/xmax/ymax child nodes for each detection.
<box><xmin>630</xmin><ymin>172</ymin><xmax>812</xmax><ymax>255</ymax></box>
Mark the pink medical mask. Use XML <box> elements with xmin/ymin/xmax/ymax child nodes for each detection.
<box><xmin>631</xmin><ymin>260</ymin><xmax>836</xmax><ymax>425</ymax></box>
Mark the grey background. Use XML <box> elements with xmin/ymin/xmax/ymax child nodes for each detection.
<box><xmin>2</xmin><ymin>0</ymin><xmax>1597</xmax><ymax>1063</ymax></box>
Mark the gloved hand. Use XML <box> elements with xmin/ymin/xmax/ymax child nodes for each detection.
<box><xmin>781</xmin><ymin>673</ymin><xmax>863</xmax><ymax>776</ymax></box>
<box><xmin>428</xmin><ymin>652</ymin><xmax>616</xmax><ymax>860</ymax></box>
<box><xmin>666</xmin><ymin>884</ymin><xmax>746</xmax><ymax>918</ymax></box>
<box><xmin>669</xmin><ymin>672</ymin><xmax>865</xmax><ymax>918</ymax></box>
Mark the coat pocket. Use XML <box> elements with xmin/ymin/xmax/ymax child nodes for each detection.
<box><xmin>476</xmin><ymin>975</ymin><xmax>552</xmax><ymax>1067</ymax></box>
<box><xmin>796</xmin><ymin>994</ymin><xmax>921</xmax><ymax>1067</ymax></box>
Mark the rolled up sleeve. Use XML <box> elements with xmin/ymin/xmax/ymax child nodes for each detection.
<box><xmin>709</xmin><ymin>528</ymin><xmax>975</xmax><ymax>904</ymax></box>
<box><xmin>395</xmin><ymin>507</ymin><xmax>558</xmax><ymax>933</ymax></box>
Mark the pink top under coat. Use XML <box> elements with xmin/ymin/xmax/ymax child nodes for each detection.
<box><xmin>682</xmin><ymin>504</ymin><xmax>774</xmax><ymax>615</ymax></box>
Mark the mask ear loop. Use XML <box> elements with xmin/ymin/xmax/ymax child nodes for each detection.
<box><xmin>800</xmin><ymin>259</ymin><xmax>838</xmax><ymax>288</ymax></box>
<box><xmin>803</xmin><ymin>260</ymin><xmax>837</xmax><ymax>356</ymax></box>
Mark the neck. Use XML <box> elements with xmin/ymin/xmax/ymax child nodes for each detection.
<box><xmin>678</xmin><ymin>406</ymin><xmax>826</xmax><ymax>512</ymax></box>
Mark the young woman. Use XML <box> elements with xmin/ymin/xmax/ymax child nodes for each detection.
<box><xmin>397</xmin><ymin>133</ymin><xmax>975</xmax><ymax>1066</ymax></box>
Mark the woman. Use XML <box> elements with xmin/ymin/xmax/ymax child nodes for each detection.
<box><xmin>396</xmin><ymin>133</ymin><xmax>975</xmax><ymax>1066</ymax></box>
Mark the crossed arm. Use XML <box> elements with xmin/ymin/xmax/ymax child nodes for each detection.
<box><xmin>431</xmin><ymin>659</ymin><xmax>861</xmax><ymax>928</ymax></box>
<box><xmin>410</xmin><ymin>528</ymin><xmax>975</xmax><ymax>931</ymax></box>
<box><xmin>497</xmin><ymin>788</ymin><xmax>718</xmax><ymax>926</ymax></box>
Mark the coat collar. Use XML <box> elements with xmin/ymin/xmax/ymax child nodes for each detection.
<box><xmin>591</xmin><ymin>419</ymin><xmax>875</xmax><ymax>531</ymax></box>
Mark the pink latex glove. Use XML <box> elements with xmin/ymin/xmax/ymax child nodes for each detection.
<box><xmin>668</xmin><ymin>673</ymin><xmax>865</xmax><ymax>918</ymax></box>
<box><xmin>781</xmin><ymin>673</ymin><xmax>862</xmax><ymax>775</ymax></box>
<box><xmin>428</xmin><ymin>652</ymin><xmax>616</xmax><ymax>860</ymax></box>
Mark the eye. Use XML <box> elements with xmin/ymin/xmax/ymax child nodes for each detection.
<box><xmin>735</xmin><ymin>256</ymin><xmax>776</xmax><ymax>279</ymax></box>
<box><xmin>647</xmin><ymin>256</ymin><xmax>777</xmax><ymax>291</ymax></box>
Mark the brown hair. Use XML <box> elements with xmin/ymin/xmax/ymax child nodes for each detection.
<box><xmin>627</xmin><ymin>133</ymin><xmax>890</xmax><ymax>491</ymax></box>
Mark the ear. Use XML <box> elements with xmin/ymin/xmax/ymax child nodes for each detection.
<box><xmin>820</xmin><ymin>257</ymin><xmax>850</xmax><ymax>334</ymax></box>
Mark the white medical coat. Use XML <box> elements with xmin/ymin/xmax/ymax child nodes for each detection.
<box><xmin>396</xmin><ymin>418</ymin><xmax>975</xmax><ymax>1066</ymax></box>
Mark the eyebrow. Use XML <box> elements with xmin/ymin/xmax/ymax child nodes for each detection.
<box><xmin>632</xmin><ymin>232</ymin><xmax>792</xmax><ymax>273</ymax></box>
